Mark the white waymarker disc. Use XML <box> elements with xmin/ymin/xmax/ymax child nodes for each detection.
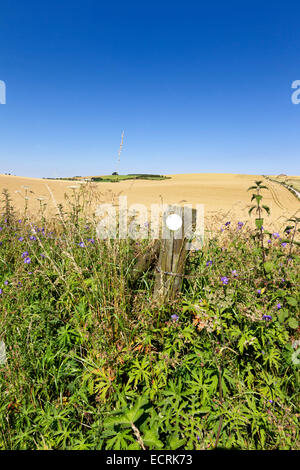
<box><xmin>166</xmin><ymin>213</ymin><xmax>182</xmax><ymax>231</ymax></box>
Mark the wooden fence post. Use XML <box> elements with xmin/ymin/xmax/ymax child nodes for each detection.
<box><xmin>153</xmin><ymin>205</ymin><xmax>197</xmax><ymax>302</ymax></box>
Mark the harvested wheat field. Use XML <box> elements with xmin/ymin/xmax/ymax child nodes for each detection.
<box><xmin>0</xmin><ymin>173</ymin><xmax>299</xmax><ymax>231</ymax></box>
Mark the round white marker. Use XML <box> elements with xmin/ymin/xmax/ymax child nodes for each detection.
<box><xmin>166</xmin><ymin>213</ymin><xmax>182</xmax><ymax>231</ymax></box>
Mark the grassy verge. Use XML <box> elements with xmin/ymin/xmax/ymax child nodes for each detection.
<box><xmin>0</xmin><ymin>186</ymin><xmax>299</xmax><ymax>450</ymax></box>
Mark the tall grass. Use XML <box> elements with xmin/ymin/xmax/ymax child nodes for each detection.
<box><xmin>0</xmin><ymin>185</ymin><xmax>299</xmax><ymax>450</ymax></box>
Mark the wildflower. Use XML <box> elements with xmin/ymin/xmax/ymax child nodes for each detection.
<box><xmin>276</xmin><ymin>303</ymin><xmax>281</xmax><ymax>310</ymax></box>
<box><xmin>18</xmin><ymin>237</ymin><xmax>24</xmax><ymax>242</ymax></box>
<box><xmin>281</xmin><ymin>242</ymin><xmax>287</xmax><ymax>247</ymax></box>
<box><xmin>0</xmin><ymin>227</ymin><xmax>2</xmax><ymax>231</ymax></box>
<box><xmin>0</xmin><ymin>289</ymin><xmax>2</xmax><ymax>295</ymax></box>
<box><xmin>206</xmin><ymin>260</ymin><xmax>213</xmax><ymax>266</ymax></box>
<box><xmin>225</xmin><ymin>221</ymin><xmax>231</xmax><ymax>226</ymax></box>
<box><xmin>30</xmin><ymin>235</ymin><xmax>37</xmax><ymax>241</ymax></box>
<box><xmin>220</xmin><ymin>228</ymin><xmax>224</xmax><ymax>232</ymax></box>
<box><xmin>257</xmin><ymin>289</ymin><xmax>261</xmax><ymax>295</ymax></box>
<box><xmin>78</xmin><ymin>242</ymin><xmax>85</xmax><ymax>248</ymax></box>
<box><xmin>268</xmin><ymin>400</ymin><xmax>274</xmax><ymax>403</ymax></box>
<box><xmin>231</xmin><ymin>270</ymin><xmax>238</xmax><ymax>277</ymax></box>
<box><xmin>237</xmin><ymin>221</ymin><xmax>244</xmax><ymax>228</ymax></box>
<box><xmin>40</xmin><ymin>253</ymin><xmax>45</xmax><ymax>258</ymax></box>
<box><xmin>272</xmin><ymin>232</ymin><xmax>280</xmax><ymax>239</ymax></box>
<box><xmin>24</xmin><ymin>257</ymin><xmax>31</xmax><ymax>264</ymax></box>
<box><xmin>21</xmin><ymin>251</ymin><xmax>29</xmax><ymax>258</ymax></box>
<box><xmin>171</xmin><ymin>314</ymin><xmax>179</xmax><ymax>322</ymax></box>
<box><xmin>262</xmin><ymin>314</ymin><xmax>272</xmax><ymax>321</ymax></box>
<box><xmin>18</xmin><ymin>219</ymin><xmax>22</xmax><ymax>223</ymax></box>
<box><xmin>281</xmin><ymin>278</ymin><xmax>285</xmax><ymax>283</ymax></box>
<box><xmin>0</xmin><ymin>242</ymin><xmax>2</xmax><ymax>246</ymax></box>
<box><xmin>267</xmin><ymin>239</ymin><xmax>271</xmax><ymax>244</ymax></box>
<box><xmin>88</xmin><ymin>238</ymin><xmax>95</xmax><ymax>244</ymax></box>
<box><xmin>221</xmin><ymin>276</ymin><xmax>229</xmax><ymax>285</ymax></box>
<box><xmin>28</xmin><ymin>272</ymin><xmax>33</xmax><ymax>275</ymax></box>
<box><xmin>4</xmin><ymin>281</ymin><xmax>8</xmax><ymax>285</ymax></box>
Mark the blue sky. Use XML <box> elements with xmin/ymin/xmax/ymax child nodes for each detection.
<box><xmin>0</xmin><ymin>1</ymin><xmax>300</xmax><ymax>177</ymax></box>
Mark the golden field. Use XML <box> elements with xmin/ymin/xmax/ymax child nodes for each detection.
<box><xmin>0</xmin><ymin>173</ymin><xmax>299</xmax><ymax>230</ymax></box>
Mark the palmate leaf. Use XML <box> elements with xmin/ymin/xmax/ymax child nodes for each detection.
<box><xmin>142</xmin><ymin>429</ymin><xmax>164</xmax><ymax>449</ymax></box>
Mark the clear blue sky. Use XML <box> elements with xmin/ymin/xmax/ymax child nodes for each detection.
<box><xmin>0</xmin><ymin>0</ymin><xmax>300</xmax><ymax>177</ymax></box>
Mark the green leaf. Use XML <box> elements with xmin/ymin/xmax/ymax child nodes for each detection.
<box><xmin>263</xmin><ymin>261</ymin><xmax>273</xmax><ymax>273</ymax></box>
<box><xmin>288</xmin><ymin>318</ymin><xmax>299</xmax><ymax>329</ymax></box>
<box><xmin>255</xmin><ymin>218</ymin><xmax>264</xmax><ymax>229</ymax></box>
<box><xmin>142</xmin><ymin>429</ymin><xmax>164</xmax><ymax>449</ymax></box>
<box><xmin>167</xmin><ymin>433</ymin><xmax>187</xmax><ymax>450</ymax></box>
<box><xmin>277</xmin><ymin>309</ymin><xmax>289</xmax><ymax>323</ymax></box>
<box><xmin>287</xmin><ymin>297</ymin><xmax>298</xmax><ymax>307</ymax></box>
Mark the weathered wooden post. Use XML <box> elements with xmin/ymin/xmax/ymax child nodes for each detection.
<box><xmin>153</xmin><ymin>205</ymin><xmax>199</xmax><ymax>302</ymax></box>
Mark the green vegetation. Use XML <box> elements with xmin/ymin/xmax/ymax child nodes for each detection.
<box><xmin>43</xmin><ymin>174</ymin><xmax>170</xmax><ymax>183</ymax></box>
<box><xmin>91</xmin><ymin>174</ymin><xmax>170</xmax><ymax>182</ymax></box>
<box><xmin>0</xmin><ymin>184</ymin><xmax>299</xmax><ymax>450</ymax></box>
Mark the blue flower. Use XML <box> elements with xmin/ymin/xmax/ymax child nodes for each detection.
<box><xmin>22</xmin><ymin>251</ymin><xmax>29</xmax><ymax>258</ymax></box>
<box><xmin>272</xmin><ymin>232</ymin><xmax>280</xmax><ymax>239</ymax></box>
<box><xmin>24</xmin><ymin>257</ymin><xmax>31</xmax><ymax>264</ymax></box>
<box><xmin>18</xmin><ymin>237</ymin><xmax>24</xmax><ymax>242</ymax></box>
<box><xmin>206</xmin><ymin>260</ymin><xmax>213</xmax><ymax>266</ymax></box>
<box><xmin>276</xmin><ymin>303</ymin><xmax>281</xmax><ymax>310</ymax></box>
<box><xmin>225</xmin><ymin>221</ymin><xmax>231</xmax><ymax>226</ymax></box>
<box><xmin>78</xmin><ymin>242</ymin><xmax>85</xmax><ymax>248</ymax></box>
<box><xmin>221</xmin><ymin>276</ymin><xmax>229</xmax><ymax>285</ymax></box>
<box><xmin>171</xmin><ymin>314</ymin><xmax>179</xmax><ymax>322</ymax></box>
<box><xmin>262</xmin><ymin>314</ymin><xmax>272</xmax><ymax>321</ymax></box>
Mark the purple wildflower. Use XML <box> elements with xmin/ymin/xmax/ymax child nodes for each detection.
<box><xmin>268</xmin><ymin>400</ymin><xmax>274</xmax><ymax>403</ymax></box>
<box><xmin>0</xmin><ymin>288</ymin><xmax>2</xmax><ymax>295</ymax></box>
<box><xmin>276</xmin><ymin>303</ymin><xmax>281</xmax><ymax>310</ymax></box>
<box><xmin>18</xmin><ymin>237</ymin><xmax>24</xmax><ymax>242</ymax></box>
<box><xmin>78</xmin><ymin>242</ymin><xmax>85</xmax><ymax>248</ymax></box>
<box><xmin>231</xmin><ymin>270</ymin><xmax>238</xmax><ymax>277</ymax></box>
<box><xmin>4</xmin><ymin>281</ymin><xmax>8</xmax><ymax>285</ymax></box>
<box><xmin>272</xmin><ymin>232</ymin><xmax>280</xmax><ymax>239</ymax></box>
<box><xmin>40</xmin><ymin>253</ymin><xmax>45</xmax><ymax>258</ymax></box>
<box><xmin>262</xmin><ymin>314</ymin><xmax>272</xmax><ymax>321</ymax></box>
<box><xmin>206</xmin><ymin>260</ymin><xmax>213</xmax><ymax>266</ymax></box>
<box><xmin>171</xmin><ymin>314</ymin><xmax>179</xmax><ymax>322</ymax></box>
<box><xmin>18</xmin><ymin>219</ymin><xmax>22</xmax><ymax>223</ymax></box>
<box><xmin>24</xmin><ymin>257</ymin><xmax>31</xmax><ymax>264</ymax></box>
<box><xmin>267</xmin><ymin>239</ymin><xmax>271</xmax><ymax>244</ymax></box>
<box><xmin>257</xmin><ymin>289</ymin><xmax>261</xmax><ymax>295</ymax></box>
<box><xmin>88</xmin><ymin>238</ymin><xmax>95</xmax><ymax>244</ymax></box>
<box><xmin>225</xmin><ymin>221</ymin><xmax>231</xmax><ymax>226</ymax></box>
<box><xmin>221</xmin><ymin>276</ymin><xmax>229</xmax><ymax>285</ymax></box>
<box><xmin>30</xmin><ymin>235</ymin><xmax>37</xmax><ymax>241</ymax></box>
<box><xmin>21</xmin><ymin>251</ymin><xmax>29</xmax><ymax>258</ymax></box>
<box><xmin>281</xmin><ymin>242</ymin><xmax>287</xmax><ymax>247</ymax></box>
